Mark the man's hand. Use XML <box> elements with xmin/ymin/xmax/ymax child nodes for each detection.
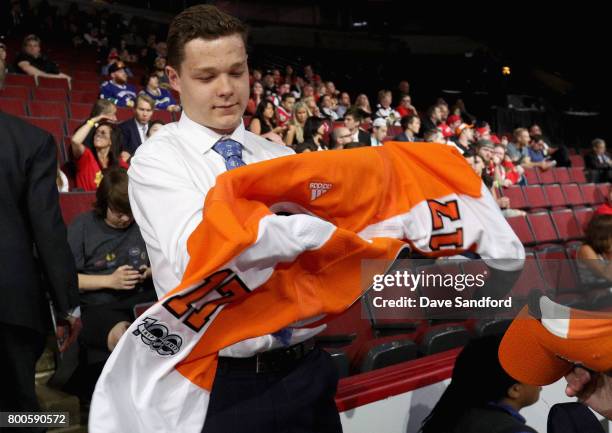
<box><xmin>565</xmin><ymin>367</ymin><xmax>612</xmax><ymax>420</ymax></box>
<box><xmin>56</xmin><ymin>315</ymin><xmax>82</xmax><ymax>353</ymax></box>
<box><xmin>138</xmin><ymin>265</ymin><xmax>152</xmax><ymax>282</ymax></box>
<box><xmin>109</xmin><ymin>265</ymin><xmax>141</xmax><ymax>290</ymax></box>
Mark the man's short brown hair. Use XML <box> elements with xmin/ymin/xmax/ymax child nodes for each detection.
<box><xmin>135</xmin><ymin>94</ymin><xmax>155</xmax><ymax>110</ymax></box>
<box><xmin>167</xmin><ymin>5</ymin><xmax>247</xmax><ymax>71</ymax></box>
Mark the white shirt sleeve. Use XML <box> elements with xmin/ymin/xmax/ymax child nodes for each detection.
<box><xmin>128</xmin><ymin>149</ymin><xmax>205</xmax><ymax>288</ymax></box>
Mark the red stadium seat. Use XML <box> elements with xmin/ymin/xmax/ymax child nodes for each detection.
<box><xmin>579</xmin><ymin>183</ymin><xmax>602</xmax><ymax>205</ymax></box>
<box><xmin>523</xmin><ymin>168</ymin><xmax>540</xmax><ymax>184</ymax></box>
<box><xmin>569</xmin><ymin>155</ymin><xmax>585</xmax><ymax>168</ymax></box>
<box><xmin>115</xmin><ymin>106</ymin><xmax>134</xmax><ymax>121</ymax></box>
<box><xmin>69</xmin><ymin>103</ymin><xmax>92</xmax><ymax>121</ymax></box>
<box><xmin>553</xmin><ymin>167</ymin><xmax>571</xmax><ymax>184</ymax></box>
<box><xmin>523</xmin><ymin>185</ymin><xmax>548</xmax><ymax>209</ymax></box>
<box><xmin>543</xmin><ymin>184</ymin><xmax>566</xmax><ymax>208</ymax></box>
<box><xmin>574</xmin><ymin>207</ymin><xmax>594</xmax><ymax>232</ymax></box>
<box><xmin>28</xmin><ymin>101</ymin><xmax>68</xmax><ymax>120</ymax></box>
<box><xmin>32</xmin><ymin>87</ymin><xmax>67</xmax><ymax>102</ymax></box>
<box><xmin>67</xmin><ymin>119</ymin><xmax>84</xmax><ymax>135</ymax></box>
<box><xmin>72</xmin><ymin>71</ymin><xmax>100</xmax><ymax>81</ymax></box>
<box><xmin>537</xmin><ymin>167</ymin><xmax>556</xmax><ymax>184</ymax></box>
<box><xmin>71</xmin><ymin>90</ymin><xmax>99</xmax><ymax>104</ymax></box>
<box><xmin>59</xmin><ymin>192</ymin><xmax>96</xmax><ymax>225</ymax></box>
<box><xmin>71</xmin><ymin>82</ymin><xmax>100</xmax><ymax>93</ymax></box>
<box><xmin>535</xmin><ymin>247</ymin><xmax>580</xmax><ymax>299</ymax></box>
<box><xmin>502</xmin><ymin>186</ymin><xmax>527</xmax><ymax>210</ymax></box>
<box><xmin>526</xmin><ymin>212</ymin><xmax>559</xmax><ymax>244</ymax></box>
<box><xmin>23</xmin><ymin>117</ymin><xmax>65</xmax><ymax>144</ymax></box>
<box><xmin>38</xmin><ymin>76</ymin><xmax>70</xmax><ymax>89</ymax></box>
<box><xmin>3</xmin><ymin>74</ymin><xmax>36</xmax><ymax>87</ymax></box>
<box><xmin>511</xmin><ymin>253</ymin><xmax>548</xmax><ymax>300</ymax></box>
<box><xmin>0</xmin><ymin>85</ymin><xmax>31</xmax><ymax>100</ymax></box>
<box><xmin>596</xmin><ymin>183</ymin><xmax>610</xmax><ymax>203</ymax></box>
<box><xmin>561</xmin><ymin>183</ymin><xmax>585</xmax><ymax>207</ymax></box>
<box><xmin>568</xmin><ymin>167</ymin><xmax>587</xmax><ymax>184</ymax></box>
<box><xmin>0</xmin><ymin>97</ymin><xmax>27</xmax><ymax>116</ymax></box>
<box><xmin>506</xmin><ymin>214</ymin><xmax>536</xmax><ymax>245</ymax></box>
<box><xmin>152</xmin><ymin>110</ymin><xmax>174</xmax><ymax>124</ymax></box>
<box><xmin>550</xmin><ymin>209</ymin><xmax>583</xmax><ymax>241</ymax></box>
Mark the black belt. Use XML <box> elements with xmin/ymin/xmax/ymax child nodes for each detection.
<box><xmin>218</xmin><ymin>338</ymin><xmax>316</xmax><ymax>374</ymax></box>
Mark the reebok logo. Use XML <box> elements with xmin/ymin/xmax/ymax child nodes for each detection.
<box><xmin>310</xmin><ymin>182</ymin><xmax>333</xmax><ymax>201</ymax></box>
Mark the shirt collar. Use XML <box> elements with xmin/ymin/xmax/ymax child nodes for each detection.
<box><xmin>178</xmin><ymin>111</ymin><xmax>247</xmax><ymax>155</ymax></box>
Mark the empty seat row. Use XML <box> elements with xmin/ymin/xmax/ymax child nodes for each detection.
<box><xmin>502</xmin><ymin>183</ymin><xmax>609</xmax><ymax>209</ymax></box>
<box><xmin>523</xmin><ymin>166</ymin><xmax>587</xmax><ymax>185</ymax></box>
<box><xmin>506</xmin><ymin>208</ymin><xmax>594</xmax><ymax>246</ymax></box>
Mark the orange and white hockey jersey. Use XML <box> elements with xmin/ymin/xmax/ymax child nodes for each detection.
<box><xmin>89</xmin><ymin>142</ymin><xmax>524</xmax><ymax>433</ymax></box>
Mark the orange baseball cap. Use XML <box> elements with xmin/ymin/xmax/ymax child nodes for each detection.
<box><xmin>499</xmin><ymin>295</ymin><xmax>612</xmax><ymax>386</ymax></box>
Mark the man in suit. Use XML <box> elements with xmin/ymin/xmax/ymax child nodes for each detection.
<box><xmin>0</xmin><ymin>107</ymin><xmax>80</xmax><ymax>426</ymax></box>
<box><xmin>584</xmin><ymin>138</ymin><xmax>612</xmax><ymax>183</ymax></box>
<box><xmin>119</xmin><ymin>94</ymin><xmax>155</xmax><ymax>157</ymax></box>
<box><xmin>344</xmin><ymin>108</ymin><xmax>370</xmax><ymax>145</ymax></box>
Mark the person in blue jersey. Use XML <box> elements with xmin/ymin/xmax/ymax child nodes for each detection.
<box><xmin>140</xmin><ymin>73</ymin><xmax>181</xmax><ymax>112</ymax></box>
<box><xmin>100</xmin><ymin>61</ymin><xmax>137</xmax><ymax>108</ymax></box>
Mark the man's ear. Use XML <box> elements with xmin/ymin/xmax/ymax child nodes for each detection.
<box><xmin>166</xmin><ymin>65</ymin><xmax>181</xmax><ymax>94</ymax></box>
<box><xmin>507</xmin><ymin>383</ymin><xmax>521</xmax><ymax>400</ymax></box>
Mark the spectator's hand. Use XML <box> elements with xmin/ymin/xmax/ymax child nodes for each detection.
<box><xmin>56</xmin><ymin>315</ymin><xmax>82</xmax><ymax>353</ymax></box>
<box><xmin>126</xmin><ymin>99</ymin><xmax>135</xmax><ymax>108</ymax></box>
<box><xmin>167</xmin><ymin>105</ymin><xmax>181</xmax><ymax>112</ymax></box>
<box><xmin>109</xmin><ymin>265</ymin><xmax>141</xmax><ymax>290</ymax></box>
<box><xmin>498</xmin><ymin>197</ymin><xmax>510</xmax><ymax>208</ymax></box>
<box><xmin>92</xmin><ymin>113</ymin><xmax>116</xmax><ymax>124</ymax></box>
<box><xmin>58</xmin><ymin>72</ymin><xmax>72</xmax><ymax>81</ymax></box>
<box><xmin>138</xmin><ymin>265</ymin><xmax>152</xmax><ymax>282</ymax></box>
<box><xmin>503</xmin><ymin>179</ymin><xmax>513</xmax><ymax>187</ymax></box>
<box><xmin>565</xmin><ymin>367</ymin><xmax>612</xmax><ymax>420</ymax></box>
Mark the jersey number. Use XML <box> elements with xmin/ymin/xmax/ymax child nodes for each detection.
<box><xmin>427</xmin><ymin>199</ymin><xmax>463</xmax><ymax>250</ymax></box>
<box><xmin>162</xmin><ymin>270</ymin><xmax>250</xmax><ymax>332</ymax></box>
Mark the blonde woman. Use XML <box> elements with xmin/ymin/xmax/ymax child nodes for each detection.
<box><xmin>284</xmin><ymin>101</ymin><xmax>310</xmax><ymax>146</ymax></box>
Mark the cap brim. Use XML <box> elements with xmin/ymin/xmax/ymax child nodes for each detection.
<box><xmin>499</xmin><ymin>306</ymin><xmax>572</xmax><ymax>386</ymax></box>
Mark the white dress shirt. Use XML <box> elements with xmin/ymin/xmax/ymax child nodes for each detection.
<box><xmin>128</xmin><ymin>112</ymin><xmax>323</xmax><ymax>357</ymax></box>
<box><xmin>135</xmin><ymin>119</ymin><xmax>148</xmax><ymax>144</ymax></box>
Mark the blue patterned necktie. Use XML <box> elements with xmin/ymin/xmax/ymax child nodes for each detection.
<box><xmin>212</xmin><ymin>138</ymin><xmax>246</xmax><ymax>171</ymax></box>
<box><xmin>212</xmin><ymin>137</ymin><xmax>293</xmax><ymax>346</ymax></box>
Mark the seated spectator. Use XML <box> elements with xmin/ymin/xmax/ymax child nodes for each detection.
<box><xmin>302</xmin><ymin>117</ymin><xmax>327</xmax><ymax>150</ymax></box>
<box><xmin>335</xmin><ymin>92</ymin><xmax>351</xmax><ymax>119</ymax></box>
<box><xmin>477</xmin><ymin>139</ymin><xmax>495</xmax><ymax>178</ymax></box>
<box><xmin>14</xmin><ymin>34</ymin><xmax>71</xmax><ymax>83</ymax></box>
<box><xmin>375</xmin><ymin>89</ymin><xmax>401</xmax><ymax>126</ymax></box>
<box><xmin>262</xmin><ymin>72</ymin><xmax>277</xmax><ymax>100</ymax></box>
<box><xmin>76</xmin><ymin>99</ymin><xmax>118</xmax><ymax>154</ymax></box>
<box><xmin>284</xmin><ymin>101</ymin><xmax>309</xmax><ymax>146</ymax></box>
<box><xmin>119</xmin><ymin>94</ymin><xmax>155</xmax><ymax>157</ymax></box>
<box><xmin>577</xmin><ymin>214</ymin><xmax>612</xmax><ymax>286</ymax></box>
<box><xmin>447</xmin><ymin>114</ymin><xmax>462</xmax><ymax>132</ymax></box>
<box><xmin>101</xmin><ymin>50</ymin><xmax>134</xmax><ymax>77</ymax></box>
<box><xmin>492</xmin><ymin>144</ymin><xmax>523</xmax><ymax>187</ymax></box>
<box><xmin>302</xmin><ymin>96</ymin><xmax>321</xmax><ymax>118</ymax></box>
<box><xmin>529</xmin><ymin>123</ymin><xmax>571</xmax><ymax>167</ymax></box>
<box><xmin>100</xmin><ymin>61</ymin><xmax>138</xmax><ymax>108</ymax></box>
<box><xmin>397</xmin><ymin>79</ymin><xmax>410</xmax><ymax>100</ymax></box>
<box><xmin>506</xmin><ymin>128</ymin><xmax>530</xmax><ymax>164</ymax></box>
<box><xmin>277</xmin><ymin>93</ymin><xmax>295</xmax><ymax>127</ymax></box>
<box><xmin>294</xmin><ymin>141</ymin><xmax>318</xmax><ymax>154</ymax></box>
<box><xmin>465</xmin><ymin>150</ymin><xmax>525</xmax><ymax>218</ymax></box>
<box><xmin>249</xmin><ymin>100</ymin><xmax>286</xmax><ymax>139</ymax></box>
<box><xmin>302</xmin><ymin>83</ymin><xmax>315</xmax><ymax>99</ymax></box>
<box><xmin>450</xmin><ymin>123</ymin><xmax>474</xmax><ymax>154</ymax></box>
<box><xmin>65</xmin><ymin>167</ymin><xmax>155</xmax><ymax>400</ymax></box>
<box><xmin>319</xmin><ymin>94</ymin><xmax>339</xmax><ymax>121</ymax></box>
<box><xmin>585</xmin><ymin>138</ymin><xmax>612</xmax><ymax>183</ymax></box>
<box><xmin>396</xmin><ymin>94</ymin><xmax>418</xmax><ymax>118</ymax></box>
<box><xmin>147</xmin><ymin>120</ymin><xmax>165</xmax><ymax>138</ymax></box>
<box><xmin>370</xmin><ymin>118</ymin><xmax>388</xmax><ymax>147</ymax></box>
<box><xmin>330</xmin><ymin>127</ymin><xmax>353</xmax><ymax>150</ymax></box>
<box><xmin>421</xmin><ymin>335</ymin><xmax>540</xmax><ymax>433</ymax></box>
<box><xmin>0</xmin><ymin>41</ymin><xmax>11</xmax><ymax>74</ymax></box>
<box><xmin>246</xmin><ymin>81</ymin><xmax>264</xmax><ymax>116</ymax></box>
<box><xmin>71</xmin><ymin>121</ymin><xmax>128</xmax><ymax>191</ymax></box>
<box><xmin>354</xmin><ymin>93</ymin><xmax>372</xmax><ymax>116</ymax></box>
<box><xmin>344</xmin><ymin>108</ymin><xmax>370</xmax><ymax>145</ymax></box>
<box><xmin>394</xmin><ymin>115</ymin><xmax>421</xmax><ymax>142</ymax></box>
<box><xmin>421</xmin><ymin>104</ymin><xmax>443</xmax><ymax>135</ymax></box>
<box><xmin>140</xmin><ymin>73</ymin><xmax>180</xmax><ymax>112</ymax></box>
<box><xmin>152</xmin><ymin>56</ymin><xmax>170</xmax><ymax>88</ymax></box>
<box><xmin>525</xmin><ymin>135</ymin><xmax>555</xmax><ymax>171</ymax></box>
<box><xmin>325</xmin><ymin>81</ymin><xmax>339</xmax><ymax>97</ymax></box>
<box><xmin>423</xmin><ymin>129</ymin><xmax>446</xmax><ymax>144</ymax></box>
<box><xmin>303</xmin><ymin>64</ymin><xmax>321</xmax><ymax>85</ymax></box>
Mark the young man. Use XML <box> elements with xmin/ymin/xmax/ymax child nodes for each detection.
<box><xmin>344</xmin><ymin>108</ymin><xmax>370</xmax><ymax>145</ymax></box>
<box><xmin>14</xmin><ymin>34</ymin><xmax>71</xmax><ymax>83</ymax></box>
<box><xmin>100</xmin><ymin>61</ymin><xmax>138</xmax><ymax>108</ymax></box>
<box><xmin>119</xmin><ymin>94</ymin><xmax>154</xmax><ymax>156</ymax></box>
<box><xmin>394</xmin><ymin>115</ymin><xmax>421</xmax><ymax>142</ymax></box>
<box><xmin>126</xmin><ymin>5</ymin><xmax>340</xmax><ymax>432</ymax></box>
<box><xmin>370</xmin><ymin>117</ymin><xmax>388</xmax><ymax>146</ymax></box>
<box><xmin>276</xmin><ymin>92</ymin><xmax>295</xmax><ymax>127</ymax></box>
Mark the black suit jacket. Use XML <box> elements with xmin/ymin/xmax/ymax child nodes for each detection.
<box><xmin>584</xmin><ymin>151</ymin><xmax>612</xmax><ymax>170</ymax></box>
<box><xmin>0</xmin><ymin>112</ymin><xmax>79</xmax><ymax>333</ymax></box>
<box><xmin>119</xmin><ymin>119</ymin><xmax>146</xmax><ymax>155</ymax></box>
<box><xmin>357</xmin><ymin>130</ymin><xmax>370</xmax><ymax>145</ymax></box>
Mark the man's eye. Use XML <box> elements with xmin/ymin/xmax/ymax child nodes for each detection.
<box><xmin>231</xmin><ymin>70</ymin><xmax>245</xmax><ymax>77</ymax></box>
